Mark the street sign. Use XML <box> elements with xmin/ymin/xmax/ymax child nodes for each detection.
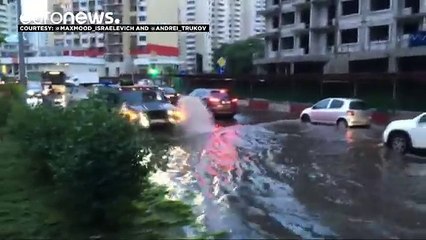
<box><xmin>217</xmin><ymin>57</ymin><xmax>226</xmax><ymax>67</ymax></box>
<box><xmin>218</xmin><ymin>67</ymin><xmax>224</xmax><ymax>74</ymax></box>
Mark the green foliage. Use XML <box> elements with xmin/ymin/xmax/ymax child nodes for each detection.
<box><xmin>4</xmin><ymin>96</ymin><xmax>219</xmax><ymax>239</ymax></box>
<box><xmin>212</xmin><ymin>38</ymin><xmax>264</xmax><ymax>75</ymax></box>
<box><xmin>0</xmin><ymin>84</ymin><xmax>24</xmax><ymax>127</ymax></box>
<box><xmin>6</xmin><ymin>98</ymin><xmax>151</xmax><ymax>233</ymax></box>
<box><xmin>0</xmin><ymin>34</ymin><xmax>6</xmax><ymax>44</ymax></box>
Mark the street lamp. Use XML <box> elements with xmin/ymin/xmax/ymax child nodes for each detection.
<box><xmin>16</xmin><ymin>0</ymin><xmax>26</xmax><ymax>86</ymax></box>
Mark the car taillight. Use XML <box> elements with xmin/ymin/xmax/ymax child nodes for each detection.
<box><xmin>231</xmin><ymin>98</ymin><xmax>238</xmax><ymax>102</ymax></box>
<box><xmin>347</xmin><ymin>110</ymin><xmax>355</xmax><ymax>116</ymax></box>
<box><xmin>209</xmin><ymin>97</ymin><xmax>220</xmax><ymax>103</ymax></box>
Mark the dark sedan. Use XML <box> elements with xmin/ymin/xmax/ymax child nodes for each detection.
<box><xmin>118</xmin><ymin>86</ymin><xmax>184</xmax><ymax>128</ymax></box>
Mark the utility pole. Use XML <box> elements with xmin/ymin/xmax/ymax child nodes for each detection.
<box><xmin>16</xmin><ymin>0</ymin><xmax>26</xmax><ymax>86</ymax></box>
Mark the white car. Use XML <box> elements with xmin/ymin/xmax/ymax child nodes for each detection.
<box><xmin>300</xmin><ymin>98</ymin><xmax>371</xmax><ymax>128</ymax></box>
<box><xmin>383</xmin><ymin>113</ymin><xmax>426</xmax><ymax>154</ymax></box>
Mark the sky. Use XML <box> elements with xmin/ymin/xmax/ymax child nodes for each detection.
<box><xmin>22</xmin><ymin>0</ymin><xmax>47</xmax><ymax>17</ymax></box>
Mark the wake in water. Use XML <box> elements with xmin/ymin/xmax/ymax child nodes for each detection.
<box><xmin>177</xmin><ymin>96</ymin><xmax>215</xmax><ymax>136</ymax></box>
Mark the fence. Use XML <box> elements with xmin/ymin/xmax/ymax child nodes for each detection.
<box><xmin>175</xmin><ymin>73</ymin><xmax>426</xmax><ymax>112</ymax></box>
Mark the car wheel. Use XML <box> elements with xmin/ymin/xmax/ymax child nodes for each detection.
<box><xmin>388</xmin><ymin>132</ymin><xmax>410</xmax><ymax>154</ymax></box>
<box><xmin>301</xmin><ymin>114</ymin><xmax>311</xmax><ymax>123</ymax></box>
<box><xmin>337</xmin><ymin>119</ymin><xmax>348</xmax><ymax>129</ymax></box>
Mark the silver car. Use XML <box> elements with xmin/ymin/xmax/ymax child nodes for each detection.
<box><xmin>300</xmin><ymin>98</ymin><xmax>371</xmax><ymax>128</ymax></box>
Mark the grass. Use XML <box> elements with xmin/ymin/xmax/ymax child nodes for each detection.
<box><xmin>0</xmin><ymin>137</ymin><xmax>61</xmax><ymax>239</ymax></box>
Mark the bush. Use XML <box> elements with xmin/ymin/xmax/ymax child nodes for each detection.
<box><xmin>7</xmin><ymin>97</ymin><xmax>151</xmax><ymax>233</ymax></box>
<box><xmin>6</xmin><ymin>96</ymin><xmax>219</xmax><ymax>238</ymax></box>
<box><xmin>0</xmin><ymin>84</ymin><xmax>24</xmax><ymax>127</ymax></box>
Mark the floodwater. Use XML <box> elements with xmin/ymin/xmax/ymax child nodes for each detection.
<box><xmin>150</xmin><ymin>99</ymin><xmax>426</xmax><ymax>239</ymax></box>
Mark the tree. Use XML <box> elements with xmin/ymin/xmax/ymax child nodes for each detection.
<box><xmin>212</xmin><ymin>37</ymin><xmax>264</xmax><ymax>75</ymax></box>
<box><xmin>0</xmin><ymin>34</ymin><xmax>6</xmax><ymax>44</ymax></box>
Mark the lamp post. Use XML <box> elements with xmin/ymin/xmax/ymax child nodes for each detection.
<box><xmin>16</xmin><ymin>0</ymin><xmax>26</xmax><ymax>86</ymax></box>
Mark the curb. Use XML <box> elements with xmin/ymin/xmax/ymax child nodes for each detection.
<box><xmin>238</xmin><ymin>99</ymin><xmax>422</xmax><ymax>126</ymax></box>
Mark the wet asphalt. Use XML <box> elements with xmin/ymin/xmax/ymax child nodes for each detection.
<box><xmin>151</xmin><ymin>109</ymin><xmax>426</xmax><ymax>239</ymax></box>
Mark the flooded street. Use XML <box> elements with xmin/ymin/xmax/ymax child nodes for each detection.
<box><xmin>152</xmin><ymin>108</ymin><xmax>426</xmax><ymax>239</ymax></box>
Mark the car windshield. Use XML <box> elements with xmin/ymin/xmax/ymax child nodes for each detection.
<box><xmin>163</xmin><ymin>87</ymin><xmax>176</xmax><ymax>94</ymax></box>
<box><xmin>349</xmin><ymin>101</ymin><xmax>368</xmax><ymax>110</ymax></box>
<box><xmin>211</xmin><ymin>90</ymin><xmax>229</xmax><ymax>99</ymax></box>
<box><xmin>121</xmin><ymin>91</ymin><xmax>165</xmax><ymax>104</ymax></box>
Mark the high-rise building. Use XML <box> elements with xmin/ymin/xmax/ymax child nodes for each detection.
<box><xmin>256</xmin><ymin>0</ymin><xmax>426</xmax><ymax>74</ymax></box>
<box><xmin>240</xmin><ymin>0</ymin><xmax>265</xmax><ymax>39</ymax></box>
<box><xmin>46</xmin><ymin>0</ymin><xmax>180</xmax><ymax>76</ymax></box>
<box><xmin>182</xmin><ymin>0</ymin><xmax>265</xmax><ymax>73</ymax></box>
<box><xmin>184</xmin><ymin>0</ymin><xmax>213</xmax><ymax>72</ymax></box>
<box><xmin>0</xmin><ymin>0</ymin><xmax>17</xmax><ymax>34</ymax></box>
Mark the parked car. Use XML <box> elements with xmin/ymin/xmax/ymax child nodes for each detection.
<box><xmin>160</xmin><ymin>86</ymin><xmax>180</xmax><ymax>105</ymax></box>
<box><xmin>300</xmin><ymin>98</ymin><xmax>371</xmax><ymax>128</ymax></box>
<box><xmin>118</xmin><ymin>85</ymin><xmax>184</xmax><ymax>128</ymax></box>
<box><xmin>382</xmin><ymin>112</ymin><xmax>426</xmax><ymax>154</ymax></box>
<box><xmin>188</xmin><ymin>88</ymin><xmax>238</xmax><ymax>118</ymax></box>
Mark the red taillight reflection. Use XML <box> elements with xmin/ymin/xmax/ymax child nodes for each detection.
<box><xmin>347</xmin><ymin>110</ymin><xmax>354</xmax><ymax>116</ymax></box>
<box><xmin>231</xmin><ymin>98</ymin><xmax>238</xmax><ymax>102</ymax></box>
<box><xmin>209</xmin><ymin>97</ymin><xmax>220</xmax><ymax>103</ymax></box>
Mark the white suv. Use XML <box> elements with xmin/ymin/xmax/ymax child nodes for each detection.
<box><xmin>383</xmin><ymin>113</ymin><xmax>426</xmax><ymax>154</ymax></box>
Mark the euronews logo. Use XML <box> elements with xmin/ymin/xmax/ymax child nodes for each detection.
<box><xmin>19</xmin><ymin>11</ymin><xmax>121</xmax><ymax>25</ymax></box>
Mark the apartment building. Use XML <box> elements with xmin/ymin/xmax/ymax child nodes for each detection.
<box><xmin>255</xmin><ymin>0</ymin><xmax>426</xmax><ymax>74</ymax></box>
<box><xmin>240</xmin><ymin>0</ymin><xmax>266</xmax><ymax>40</ymax></box>
<box><xmin>0</xmin><ymin>0</ymin><xmax>17</xmax><ymax>34</ymax></box>
<box><xmin>183</xmin><ymin>0</ymin><xmax>264</xmax><ymax>73</ymax></box>
<box><xmin>47</xmin><ymin>0</ymin><xmax>180</xmax><ymax>76</ymax></box>
<box><xmin>183</xmin><ymin>0</ymin><xmax>213</xmax><ymax>72</ymax></box>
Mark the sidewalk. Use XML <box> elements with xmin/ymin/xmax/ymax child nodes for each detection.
<box><xmin>237</xmin><ymin>98</ymin><xmax>423</xmax><ymax>126</ymax></box>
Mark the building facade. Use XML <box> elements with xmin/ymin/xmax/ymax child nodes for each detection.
<box><xmin>47</xmin><ymin>0</ymin><xmax>180</xmax><ymax>77</ymax></box>
<box><xmin>240</xmin><ymin>0</ymin><xmax>266</xmax><ymax>40</ymax></box>
<box><xmin>255</xmin><ymin>0</ymin><xmax>426</xmax><ymax>74</ymax></box>
<box><xmin>183</xmin><ymin>0</ymin><xmax>213</xmax><ymax>72</ymax></box>
<box><xmin>182</xmin><ymin>0</ymin><xmax>265</xmax><ymax>73</ymax></box>
<box><xmin>0</xmin><ymin>0</ymin><xmax>17</xmax><ymax>34</ymax></box>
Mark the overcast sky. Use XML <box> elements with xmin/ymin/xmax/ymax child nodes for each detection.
<box><xmin>22</xmin><ymin>0</ymin><xmax>47</xmax><ymax>17</ymax></box>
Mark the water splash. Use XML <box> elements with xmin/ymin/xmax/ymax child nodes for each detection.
<box><xmin>177</xmin><ymin>96</ymin><xmax>215</xmax><ymax>136</ymax></box>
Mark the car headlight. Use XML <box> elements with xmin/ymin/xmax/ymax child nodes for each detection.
<box><xmin>167</xmin><ymin>109</ymin><xmax>185</xmax><ymax>123</ymax></box>
<box><xmin>138</xmin><ymin>112</ymin><xmax>150</xmax><ymax>128</ymax></box>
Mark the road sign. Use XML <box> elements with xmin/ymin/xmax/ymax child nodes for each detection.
<box><xmin>217</xmin><ymin>57</ymin><xmax>226</xmax><ymax>67</ymax></box>
<box><xmin>218</xmin><ymin>67</ymin><xmax>224</xmax><ymax>74</ymax></box>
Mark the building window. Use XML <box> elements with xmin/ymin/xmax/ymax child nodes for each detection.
<box><xmin>139</xmin><ymin>36</ymin><xmax>146</xmax><ymax>41</ymax></box>
<box><xmin>281</xmin><ymin>12</ymin><xmax>295</xmax><ymax>25</ymax></box>
<box><xmin>272</xmin><ymin>16</ymin><xmax>279</xmax><ymax>28</ymax></box>
<box><xmin>341</xmin><ymin>0</ymin><xmax>359</xmax><ymax>15</ymax></box>
<box><xmin>341</xmin><ymin>28</ymin><xmax>358</xmax><ymax>44</ymax></box>
<box><xmin>369</xmin><ymin>25</ymin><xmax>389</xmax><ymax>41</ymax></box>
<box><xmin>139</xmin><ymin>6</ymin><xmax>145</xmax><ymax>11</ymax></box>
<box><xmin>271</xmin><ymin>38</ymin><xmax>278</xmax><ymax>51</ymax></box>
<box><xmin>370</xmin><ymin>0</ymin><xmax>390</xmax><ymax>11</ymax></box>
<box><xmin>281</xmin><ymin>37</ymin><xmax>294</xmax><ymax>49</ymax></box>
<box><xmin>139</xmin><ymin>16</ymin><xmax>146</xmax><ymax>21</ymax></box>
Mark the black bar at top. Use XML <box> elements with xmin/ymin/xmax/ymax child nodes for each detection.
<box><xmin>18</xmin><ymin>24</ymin><xmax>210</xmax><ymax>32</ymax></box>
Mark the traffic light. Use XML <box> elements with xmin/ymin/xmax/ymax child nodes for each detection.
<box><xmin>148</xmin><ymin>65</ymin><xmax>159</xmax><ymax>77</ymax></box>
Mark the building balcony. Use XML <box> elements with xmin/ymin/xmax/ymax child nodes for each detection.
<box><xmin>293</xmin><ymin>0</ymin><xmax>310</xmax><ymax>8</ymax></box>
<box><xmin>281</xmin><ymin>48</ymin><xmax>305</xmax><ymax>56</ymax></box>
<box><xmin>311</xmin><ymin>0</ymin><xmax>331</xmax><ymax>5</ymax></box>
<box><xmin>335</xmin><ymin>43</ymin><xmax>361</xmax><ymax>53</ymax></box>
<box><xmin>258</xmin><ymin>5</ymin><xmax>280</xmax><ymax>16</ymax></box>
<box><xmin>290</xmin><ymin>22</ymin><xmax>309</xmax><ymax>34</ymax></box>
<box><xmin>104</xmin><ymin>0</ymin><xmax>122</xmax><ymax>5</ymax></box>
<box><xmin>265</xmin><ymin>49</ymin><xmax>279</xmax><ymax>59</ymax></box>
<box><xmin>258</xmin><ymin>28</ymin><xmax>280</xmax><ymax>38</ymax></box>
<box><xmin>395</xmin><ymin>8</ymin><xmax>426</xmax><ymax>20</ymax></box>
<box><xmin>366</xmin><ymin>41</ymin><xmax>390</xmax><ymax>51</ymax></box>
